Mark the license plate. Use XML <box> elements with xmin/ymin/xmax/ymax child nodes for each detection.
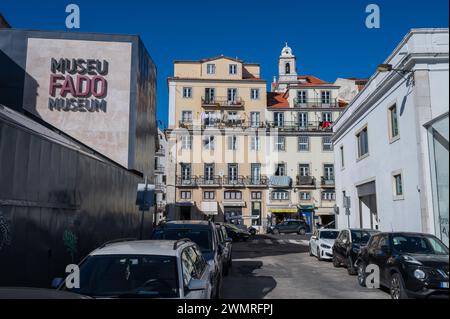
<box><xmin>440</xmin><ymin>282</ymin><xmax>449</xmax><ymax>289</ymax></box>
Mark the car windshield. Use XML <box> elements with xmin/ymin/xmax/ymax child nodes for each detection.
<box><xmin>152</xmin><ymin>228</ymin><xmax>212</xmax><ymax>253</ymax></box>
<box><xmin>392</xmin><ymin>235</ymin><xmax>449</xmax><ymax>255</ymax></box>
<box><xmin>67</xmin><ymin>255</ymin><xmax>178</xmax><ymax>298</ymax></box>
<box><xmin>320</xmin><ymin>231</ymin><xmax>339</xmax><ymax>239</ymax></box>
<box><xmin>350</xmin><ymin>230</ymin><xmax>377</xmax><ymax>244</ymax></box>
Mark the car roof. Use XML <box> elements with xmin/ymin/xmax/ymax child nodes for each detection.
<box><xmin>90</xmin><ymin>240</ymin><xmax>192</xmax><ymax>257</ymax></box>
<box><xmin>319</xmin><ymin>228</ymin><xmax>339</xmax><ymax>232</ymax></box>
<box><xmin>346</xmin><ymin>228</ymin><xmax>379</xmax><ymax>232</ymax></box>
<box><xmin>374</xmin><ymin>232</ymin><xmax>437</xmax><ymax>237</ymax></box>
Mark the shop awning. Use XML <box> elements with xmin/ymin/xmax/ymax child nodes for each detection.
<box><xmin>201</xmin><ymin>201</ymin><xmax>218</xmax><ymax>215</ymax></box>
<box><xmin>269</xmin><ymin>208</ymin><xmax>298</xmax><ymax>213</ymax></box>
<box><xmin>222</xmin><ymin>201</ymin><xmax>246</xmax><ymax>207</ymax></box>
<box><xmin>176</xmin><ymin>201</ymin><xmax>195</xmax><ymax>207</ymax></box>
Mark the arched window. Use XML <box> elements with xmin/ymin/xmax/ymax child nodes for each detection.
<box><xmin>285</xmin><ymin>63</ymin><xmax>291</xmax><ymax>74</ymax></box>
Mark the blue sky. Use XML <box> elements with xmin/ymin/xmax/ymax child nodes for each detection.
<box><xmin>1</xmin><ymin>0</ymin><xmax>448</xmax><ymax>126</ymax></box>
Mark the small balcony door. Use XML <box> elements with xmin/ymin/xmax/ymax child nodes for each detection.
<box><xmin>181</xmin><ymin>163</ymin><xmax>191</xmax><ymax>181</ymax></box>
<box><xmin>250</xmin><ymin>112</ymin><xmax>261</xmax><ymax>127</ymax></box>
<box><xmin>298</xmin><ymin>112</ymin><xmax>308</xmax><ymax>128</ymax></box>
<box><xmin>324</xmin><ymin>164</ymin><xmax>334</xmax><ymax>180</ymax></box>
<box><xmin>274</xmin><ymin>112</ymin><xmax>284</xmax><ymax>128</ymax></box>
<box><xmin>251</xmin><ymin>163</ymin><xmax>261</xmax><ymax>184</ymax></box>
<box><xmin>228</xmin><ymin>164</ymin><xmax>239</xmax><ymax>182</ymax></box>
<box><xmin>227</xmin><ymin>88</ymin><xmax>237</xmax><ymax>103</ymax></box>
<box><xmin>205</xmin><ymin>88</ymin><xmax>215</xmax><ymax>103</ymax></box>
<box><xmin>205</xmin><ymin>164</ymin><xmax>215</xmax><ymax>181</ymax></box>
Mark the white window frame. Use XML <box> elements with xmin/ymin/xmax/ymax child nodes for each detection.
<box><xmin>392</xmin><ymin>170</ymin><xmax>404</xmax><ymax>200</ymax></box>
<box><xmin>298</xmin><ymin>136</ymin><xmax>310</xmax><ymax>152</ymax></box>
<box><xmin>203</xmin><ymin>135</ymin><xmax>215</xmax><ymax>150</ymax></box>
<box><xmin>322</xmin><ymin>136</ymin><xmax>333</xmax><ymax>152</ymax></box>
<box><xmin>250</xmin><ymin>112</ymin><xmax>261</xmax><ymax>127</ymax></box>
<box><xmin>229</xmin><ymin>64</ymin><xmax>237</xmax><ymax>75</ymax></box>
<box><xmin>250</xmin><ymin>136</ymin><xmax>261</xmax><ymax>151</ymax></box>
<box><xmin>297</xmin><ymin>90</ymin><xmax>307</xmax><ymax>104</ymax></box>
<box><xmin>207</xmin><ymin>64</ymin><xmax>216</xmax><ymax>74</ymax></box>
<box><xmin>272</xmin><ymin>191</ymin><xmax>289</xmax><ymax>200</ymax></box>
<box><xmin>181</xmin><ymin>191</ymin><xmax>192</xmax><ymax>200</ymax></box>
<box><xmin>356</xmin><ymin>125</ymin><xmax>369</xmax><ymax>160</ymax></box>
<box><xmin>182</xmin><ymin>87</ymin><xmax>192</xmax><ymax>99</ymax></box>
<box><xmin>321</xmin><ymin>91</ymin><xmax>331</xmax><ymax>104</ymax></box>
<box><xmin>181</xmin><ymin>135</ymin><xmax>192</xmax><ymax>150</ymax></box>
<box><xmin>388</xmin><ymin>103</ymin><xmax>400</xmax><ymax>143</ymax></box>
<box><xmin>299</xmin><ymin>191</ymin><xmax>311</xmax><ymax>201</ymax></box>
<box><xmin>322</xmin><ymin>191</ymin><xmax>336</xmax><ymax>201</ymax></box>
<box><xmin>181</xmin><ymin>110</ymin><xmax>193</xmax><ymax>123</ymax></box>
<box><xmin>275</xmin><ymin>136</ymin><xmax>286</xmax><ymax>151</ymax></box>
<box><xmin>299</xmin><ymin>164</ymin><xmax>310</xmax><ymax>177</ymax></box>
<box><xmin>251</xmin><ymin>88</ymin><xmax>260</xmax><ymax>100</ymax></box>
<box><xmin>228</xmin><ymin>135</ymin><xmax>239</xmax><ymax>150</ymax></box>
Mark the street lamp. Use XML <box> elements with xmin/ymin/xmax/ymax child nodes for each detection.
<box><xmin>377</xmin><ymin>63</ymin><xmax>415</xmax><ymax>82</ymax></box>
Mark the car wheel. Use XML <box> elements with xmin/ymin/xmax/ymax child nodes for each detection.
<box><xmin>298</xmin><ymin>228</ymin><xmax>306</xmax><ymax>235</ymax></box>
<box><xmin>332</xmin><ymin>255</ymin><xmax>340</xmax><ymax>268</ymax></box>
<box><xmin>347</xmin><ymin>257</ymin><xmax>357</xmax><ymax>275</ymax></box>
<box><xmin>390</xmin><ymin>273</ymin><xmax>409</xmax><ymax>299</ymax></box>
<box><xmin>357</xmin><ymin>262</ymin><xmax>367</xmax><ymax>287</ymax></box>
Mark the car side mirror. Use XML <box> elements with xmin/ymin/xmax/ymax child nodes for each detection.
<box><xmin>187</xmin><ymin>279</ymin><xmax>208</xmax><ymax>292</ymax></box>
<box><xmin>51</xmin><ymin>277</ymin><xmax>64</xmax><ymax>289</ymax></box>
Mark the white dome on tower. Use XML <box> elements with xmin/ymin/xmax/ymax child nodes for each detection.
<box><xmin>281</xmin><ymin>42</ymin><xmax>294</xmax><ymax>57</ymax></box>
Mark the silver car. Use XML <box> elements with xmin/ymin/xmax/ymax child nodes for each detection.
<box><xmin>55</xmin><ymin>239</ymin><xmax>213</xmax><ymax>299</ymax></box>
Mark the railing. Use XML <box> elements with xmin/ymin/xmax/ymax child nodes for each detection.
<box><xmin>197</xmin><ymin>176</ymin><xmax>222</xmax><ymax>186</ymax></box>
<box><xmin>293</xmin><ymin>98</ymin><xmax>339</xmax><ymax>108</ymax></box>
<box><xmin>246</xmin><ymin>176</ymin><xmax>269</xmax><ymax>186</ymax></box>
<box><xmin>222</xmin><ymin>175</ymin><xmax>246</xmax><ymax>186</ymax></box>
<box><xmin>155</xmin><ymin>165</ymin><xmax>165</xmax><ymax>173</ymax></box>
<box><xmin>267</xmin><ymin>121</ymin><xmax>333</xmax><ymax>132</ymax></box>
<box><xmin>321</xmin><ymin>176</ymin><xmax>335</xmax><ymax>186</ymax></box>
<box><xmin>296</xmin><ymin>175</ymin><xmax>316</xmax><ymax>186</ymax></box>
<box><xmin>202</xmin><ymin>96</ymin><xmax>245</xmax><ymax>107</ymax></box>
<box><xmin>176</xmin><ymin>176</ymin><xmax>197</xmax><ymax>187</ymax></box>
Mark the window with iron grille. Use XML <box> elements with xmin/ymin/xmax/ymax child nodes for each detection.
<box><xmin>298</xmin><ymin>136</ymin><xmax>310</xmax><ymax>151</ymax></box>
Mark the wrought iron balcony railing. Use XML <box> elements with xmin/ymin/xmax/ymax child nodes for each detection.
<box><xmin>176</xmin><ymin>176</ymin><xmax>197</xmax><ymax>187</ymax></box>
<box><xmin>222</xmin><ymin>175</ymin><xmax>246</xmax><ymax>186</ymax></box>
<box><xmin>197</xmin><ymin>176</ymin><xmax>222</xmax><ymax>186</ymax></box>
<box><xmin>267</xmin><ymin>121</ymin><xmax>333</xmax><ymax>132</ymax></box>
<box><xmin>321</xmin><ymin>176</ymin><xmax>335</xmax><ymax>186</ymax></box>
<box><xmin>296</xmin><ymin>175</ymin><xmax>316</xmax><ymax>186</ymax></box>
<box><xmin>246</xmin><ymin>176</ymin><xmax>269</xmax><ymax>186</ymax></box>
<box><xmin>202</xmin><ymin>96</ymin><xmax>245</xmax><ymax>107</ymax></box>
<box><xmin>293</xmin><ymin>98</ymin><xmax>339</xmax><ymax>108</ymax></box>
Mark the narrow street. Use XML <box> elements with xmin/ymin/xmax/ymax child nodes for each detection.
<box><xmin>223</xmin><ymin>235</ymin><xmax>389</xmax><ymax>299</ymax></box>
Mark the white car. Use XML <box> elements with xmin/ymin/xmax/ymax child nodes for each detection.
<box><xmin>309</xmin><ymin>229</ymin><xmax>340</xmax><ymax>261</ymax></box>
<box><xmin>54</xmin><ymin>239</ymin><xmax>213</xmax><ymax>299</ymax></box>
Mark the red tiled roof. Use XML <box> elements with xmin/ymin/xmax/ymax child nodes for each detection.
<box><xmin>267</xmin><ymin>92</ymin><xmax>289</xmax><ymax>108</ymax></box>
<box><xmin>297</xmin><ymin>75</ymin><xmax>328</xmax><ymax>84</ymax></box>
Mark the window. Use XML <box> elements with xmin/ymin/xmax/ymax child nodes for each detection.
<box><xmin>275</xmin><ymin>136</ymin><xmax>286</xmax><ymax>151</ymax></box>
<box><xmin>203</xmin><ymin>111</ymin><xmax>218</xmax><ymax>127</ymax></box>
<box><xmin>297</xmin><ymin>91</ymin><xmax>307</xmax><ymax>104</ymax></box>
<box><xmin>203</xmin><ymin>135</ymin><xmax>215</xmax><ymax>150</ymax></box>
<box><xmin>251</xmin><ymin>201</ymin><xmax>262</xmax><ymax>226</ymax></box>
<box><xmin>227</xmin><ymin>111</ymin><xmax>239</xmax><ymax>123</ymax></box>
<box><xmin>393</xmin><ymin>172</ymin><xmax>404</xmax><ymax>199</ymax></box>
<box><xmin>389</xmin><ymin>104</ymin><xmax>400</xmax><ymax>140</ymax></box>
<box><xmin>228</xmin><ymin>163</ymin><xmax>239</xmax><ymax>180</ymax></box>
<box><xmin>324</xmin><ymin>164</ymin><xmax>334</xmax><ymax>181</ymax></box>
<box><xmin>251</xmin><ymin>191</ymin><xmax>262</xmax><ymax>200</ymax></box>
<box><xmin>340</xmin><ymin>145</ymin><xmax>345</xmax><ymax>169</ymax></box>
<box><xmin>322</xmin><ymin>112</ymin><xmax>332</xmax><ymax>123</ymax></box>
<box><xmin>203</xmin><ymin>191</ymin><xmax>215</xmax><ymax>200</ymax></box>
<box><xmin>180</xmin><ymin>163</ymin><xmax>191</xmax><ymax>180</ymax></box>
<box><xmin>274</xmin><ymin>112</ymin><xmax>284</xmax><ymax>127</ymax></box>
<box><xmin>229</xmin><ymin>64</ymin><xmax>237</xmax><ymax>75</ymax></box>
<box><xmin>204</xmin><ymin>163</ymin><xmax>214</xmax><ymax>180</ymax></box>
<box><xmin>299</xmin><ymin>192</ymin><xmax>311</xmax><ymax>200</ymax></box>
<box><xmin>250</xmin><ymin>112</ymin><xmax>261</xmax><ymax>127</ymax></box>
<box><xmin>224</xmin><ymin>191</ymin><xmax>242</xmax><ymax>200</ymax></box>
<box><xmin>227</xmin><ymin>88</ymin><xmax>238</xmax><ymax>103</ymax></box>
<box><xmin>272</xmin><ymin>191</ymin><xmax>289</xmax><ymax>200</ymax></box>
<box><xmin>227</xmin><ymin>135</ymin><xmax>238</xmax><ymax>150</ymax></box>
<box><xmin>181</xmin><ymin>135</ymin><xmax>192</xmax><ymax>150</ymax></box>
<box><xmin>322</xmin><ymin>191</ymin><xmax>336</xmax><ymax>201</ymax></box>
<box><xmin>251</xmin><ymin>88</ymin><xmax>260</xmax><ymax>100</ymax></box>
<box><xmin>250</xmin><ymin>164</ymin><xmax>261</xmax><ymax>183</ymax></box>
<box><xmin>322</xmin><ymin>136</ymin><xmax>333</xmax><ymax>151</ymax></box>
<box><xmin>298</xmin><ymin>136</ymin><xmax>310</xmax><ymax>151</ymax></box>
<box><xmin>356</xmin><ymin>126</ymin><xmax>369</xmax><ymax>159</ymax></box>
<box><xmin>182</xmin><ymin>87</ymin><xmax>192</xmax><ymax>99</ymax></box>
<box><xmin>204</xmin><ymin>88</ymin><xmax>215</xmax><ymax>103</ymax></box>
<box><xmin>298</xmin><ymin>112</ymin><xmax>308</xmax><ymax>128</ymax></box>
<box><xmin>275</xmin><ymin>163</ymin><xmax>286</xmax><ymax>176</ymax></box>
<box><xmin>299</xmin><ymin>164</ymin><xmax>310</xmax><ymax>177</ymax></box>
<box><xmin>181</xmin><ymin>191</ymin><xmax>192</xmax><ymax>200</ymax></box>
<box><xmin>285</xmin><ymin>63</ymin><xmax>291</xmax><ymax>74</ymax></box>
<box><xmin>250</xmin><ymin>136</ymin><xmax>261</xmax><ymax>151</ymax></box>
<box><xmin>207</xmin><ymin>64</ymin><xmax>216</xmax><ymax>74</ymax></box>
<box><xmin>321</xmin><ymin>91</ymin><xmax>331</xmax><ymax>104</ymax></box>
<box><xmin>181</xmin><ymin>110</ymin><xmax>192</xmax><ymax>123</ymax></box>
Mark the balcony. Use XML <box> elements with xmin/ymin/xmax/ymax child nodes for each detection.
<box><xmin>222</xmin><ymin>175</ymin><xmax>246</xmax><ymax>187</ymax></box>
<box><xmin>202</xmin><ymin>96</ymin><xmax>245</xmax><ymax>108</ymax></box>
<box><xmin>246</xmin><ymin>176</ymin><xmax>269</xmax><ymax>187</ymax></box>
<box><xmin>294</xmin><ymin>98</ymin><xmax>339</xmax><ymax>108</ymax></box>
<box><xmin>155</xmin><ymin>165</ymin><xmax>165</xmax><ymax>174</ymax></box>
<box><xmin>176</xmin><ymin>176</ymin><xmax>197</xmax><ymax>187</ymax></box>
<box><xmin>321</xmin><ymin>176</ymin><xmax>335</xmax><ymax>187</ymax></box>
<box><xmin>267</xmin><ymin>121</ymin><xmax>333</xmax><ymax>132</ymax></box>
<box><xmin>296</xmin><ymin>175</ymin><xmax>316</xmax><ymax>187</ymax></box>
<box><xmin>197</xmin><ymin>176</ymin><xmax>222</xmax><ymax>187</ymax></box>
<box><xmin>155</xmin><ymin>183</ymin><xmax>165</xmax><ymax>193</ymax></box>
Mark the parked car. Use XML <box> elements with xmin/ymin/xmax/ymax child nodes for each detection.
<box><xmin>309</xmin><ymin>229</ymin><xmax>340</xmax><ymax>261</ymax></box>
<box><xmin>152</xmin><ymin>220</ymin><xmax>223</xmax><ymax>298</ymax></box>
<box><xmin>223</xmin><ymin>223</ymin><xmax>251</xmax><ymax>242</ymax></box>
<box><xmin>268</xmin><ymin>220</ymin><xmax>310</xmax><ymax>235</ymax></box>
<box><xmin>332</xmin><ymin>228</ymin><xmax>379</xmax><ymax>275</ymax></box>
<box><xmin>215</xmin><ymin>223</ymin><xmax>233</xmax><ymax>276</ymax></box>
<box><xmin>356</xmin><ymin>232</ymin><xmax>449</xmax><ymax>299</ymax></box>
<box><xmin>55</xmin><ymin>239</ymin><xmax>212</xmax><ymax>299</ymax></box>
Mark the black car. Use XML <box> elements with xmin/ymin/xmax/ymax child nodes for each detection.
<box><xmin>215</xmin><ymin>224</ymin><xmax>233</xmax><ymax>276</ymax></box>
<box><xmin>223</xmin><ymin>223</ymin><xmax>250</xmax><ymax>242</ymax></box>
<box><xmin>151</xmin><ymin>220</ymin><xmax>223</xmax><ymax>298</ymax></box>
<box><xmin>332</xmin><ymin>228</ymin><xmax>379</xmax><ymax>275</ymax></box>
<box><xmin>356</xmin><ymin>232</ymin><xmax>449</xmax><ymax>299</ymax></box>
<box><xmin>268</xmin><ymin>220</ymin><xmax>310</xmax><ymax>235</ymax></box>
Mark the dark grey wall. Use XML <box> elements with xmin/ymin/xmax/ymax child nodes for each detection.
<box><xmin>0</xmin><ymin>108</ymin><xmax>153</xmax><ymax>288</ymax></box>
